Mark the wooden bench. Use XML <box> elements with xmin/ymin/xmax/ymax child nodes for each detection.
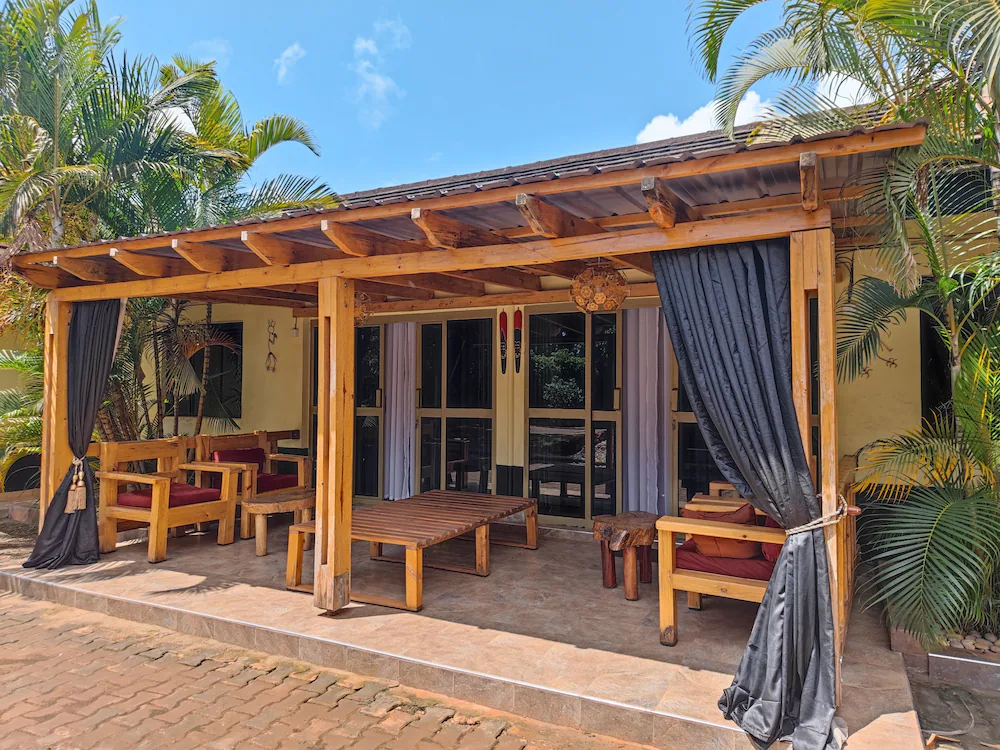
<box><xmin>657</xmin><ymin>514</ymin><xmax>786</xmax><ymax>646</ymax></box>
<box><xmin>286</xmin><ymin>490</ymin><xmax>538</xmax><ymax>611</ymax></box>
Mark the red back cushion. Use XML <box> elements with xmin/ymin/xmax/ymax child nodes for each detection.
<box><xmin>762</xmin><ymin>515</ymin><xmax>784</xmax><ymax>562</ymax></box>
<box><xmin>679</xmin><ymin>503</ymin><xmax>761</xmax><ymax>559</ymax></box>
<box><xmin>213</xmin><ymin>447</ymin><xmax>266</xmax><ymax>472</ymax></box>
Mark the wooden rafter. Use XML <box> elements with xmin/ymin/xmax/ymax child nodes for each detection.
<box><xmin>110</xmin><ymin>248</ymin><xmax>195</xmax><ymax>277</ymax></box>
<box><xmin>799</xmin><ymin>152</ymin><xmax>822</xmax><ymax>212</ymax></box>
<box><xmin>48</xmin><ymin>207</ymin><xmax>831</xmax><ymax>302</ymax></box>
<box><xmin>320</xmin><ymin>220</ymin><xmax>427</xmax><ymax>257</ymax></box>
<box><xmin>641</xmin><ymin>177</ymin><xmax>698</xmax><ymax>229</ymax></box>
<box><xmin>410</xmin><ymin>208</ymin><xmax>542</xmax><ymax>290</ymax></box>
<box><xmin>242</xmin><ymin>232</ymin><xmax>343</xmax><ymax>266</ymax></box>
<box><xmin>377</xmin><ymin>274</ymin><xmax>485</xmax><ymax>297</ymax></box>
<box><xmin>172</xmin><ymin>240</ymin><xmax>265</xmax><ymax>272</ymax></box>
<box><xmin>355</xmin><ymin>280</ymin><xmax>434</xmax><ymax>300</ymax></box>
<box><xmin>15</xmin><ymin>265</ymin><xmax>85</xmax><ymax>289</ymax></box>
<box><xmin>515</xmin><ymin>193</ymin><xmax>604</xmax><ymax>239</ymax></box>
<box><xmin>54</xmin><ymin>256</ymin><xmax>138</xmax><ymax>283</ymax></box>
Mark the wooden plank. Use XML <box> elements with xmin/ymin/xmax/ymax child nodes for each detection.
<box><xmin>799</xmin><ymin>152</ymin><xmax>822</xmax><ymax>212</ymax></box>
<box><xmin>16</xmin><ymin>265</ymin><xmax>86</xmax><ymax>289</ymax></box>
<box><xmin>411</xmin><ymin>207</ymin><xmax>513</xmax><ymax>248</ymax></box>
<box><xmin>789</xmin><ymin>232</ymin><xmax>814</xmax><ymax>480</ymax></box>
<box><xmin>376</xmin><ymin>274</ymin><xmax>485</xmax><ymax>297</ymax></box>
<box><xmin>296</xmin><ymin>282</ymin><xmax>659</xmax><ymax>317</ymax></box>
<box><xmin>313</xmin><ymin>277</ymin><xmax>354</xmax><ymax>613</ymax></box>
<box><xmin>110</xmin><ymin>248</ymin><xmax>195</xmax><ymax>277</ymax></box>
<box><xmin>658</xmin><ymin>527</ymin><xmax>678</xmax><ymax>645</ymax></box>
<box><xmin>48</xmin><ymin>208</ymin><xmax>832</xmax><ymax>301</ymax></box>
<box><xmin>22</xmin><ymin>125</ymin><xmax>924</xmax><ymax>263</ymax></box>
<box><xmin>356</xmin><ymin>280</ymin><xmax>434</xmax><ymax>300</ymax></box>
<box><xmin>671</xmin><ymin>570</ymin><xmax>769</xmax><ymax>603</ymax></box>
<box><xmin>815</xmin><ymin>226</ymin><xmax>842</xmax><ymax>702</ymax></box>
<box><xmin>54</xmin><ymin>257</ymin><xmax>138</xmax><ymax>283</ymax></box>
<box><xmin>515</xmin><ymin>194</ymin><xmax>605</xmax><ymax>238</ymax></box>
<box><xmin>242</xmin><ymin>231</ymin><xmax>343</xmax><ymax>265</ymax></box>
<box><xmin>321</xmin><ymin>220</ymin><xmax>426</xmax><ymax>257</ymax></box>
<box><xmin>655</xmin><ymin>516</ymin><xmax>786</xmax><ymax>544</ymax></box>
<box><xmin>39</xmin><ymin>298</ymin><xmax>71</xmax><ymax>529</ymax></box>
<box><xmin>442</xmin><ymin>267</ymin><xmax>542</xmax><ymax>291</ymax></box>
<box><xmin>641</xmin><ymin>177</ymin><xmax>698</xmax><ymax>228</ymax></box>
<box><xmin>172</xmin><ymin>240</ymin><xmax>265</xmax><ymax>272</ymax></box>
<box><xmin>614</xmin><ymin>254</ymin><xmax>654</xmax><ymax>274</ymax></box>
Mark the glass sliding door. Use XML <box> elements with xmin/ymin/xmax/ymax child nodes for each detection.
<box><xmin>526</xmin><ymin>310</ymin><xmax>621</xmax><ymax>523</ymax></box>
<box><xmin>416</xmin><ymin>316</ymin><xmax>495</xmax><ymax>494</ymax></box>
<box><xmin>354</xmin><ymin>325</ymin><xmax>383</xmax><ymax>500</ymax></box>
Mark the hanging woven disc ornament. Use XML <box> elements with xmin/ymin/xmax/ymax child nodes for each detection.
<box><xmin>354</xmin><ymin>292</ymin><xmax>373</xmax><ymax>327</ymax></box>
<box><xmin>571</xmin><ymin>262</ymin><xmax>630</xmax><ymax>313</ymax></box>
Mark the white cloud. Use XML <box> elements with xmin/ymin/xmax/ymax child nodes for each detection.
<box><xmin>349</xmin><ymin>18</ymin><xmax>411</xmax><ymax>128</ymax></box>
<box><xmin>189</xmin><ymin>38</ymin><xmax>232</xmax><ymax>72</ymax></box>
<box><xmin>636</xmin><ymin>91</ymin><xmax>770</xmax><ymax>144</ymax></box>
<box><xmin>374</xmin><ymin>17</ymin><xmax>412</xmax><ymax>51</ymax></box>
<box><xmin>354</xmin><ymin>37</ymin><xmax>378</xmax><ymax>56</ymax></box>
<box><xmin>274</xmin><ymin>43</ymin><xmax>306</xmax><ymax>84</ymax></box>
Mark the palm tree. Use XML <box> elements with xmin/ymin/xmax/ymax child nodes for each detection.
<box><xmin>0</xmin><ymin>0</ymin><xmax>217</xmax><ymax>252</ymax></box>
<box><xmin>688</xmin><ymin>0</ymin><xmax>1000</xmax><ymax>644</ymax></box>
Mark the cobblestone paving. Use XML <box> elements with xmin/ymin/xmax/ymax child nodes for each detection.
<box><xmin>0</xmin><ymin>591</ymin><xmax>650</xmax><ymax>750</ymax></box>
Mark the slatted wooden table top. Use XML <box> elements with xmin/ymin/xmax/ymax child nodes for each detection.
<box><xmin>351</xmin><ymin>490</ymin><xmax>536</xmax><ymax>550</ymax></box>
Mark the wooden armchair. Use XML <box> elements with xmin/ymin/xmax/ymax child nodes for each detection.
<box><xmin>96</xmin><ymin>437</ymin><xmax>242</xmax><ymax>563</ymax></box>
<box><xmin>657</xmin><ymin>514</ymin><xmax>786</xmax><ymax>646</ymax></box>
<box><xmin>194</xmin><ymin>430</ymin><xmax>312</xmax><ymax>539</ymax></box>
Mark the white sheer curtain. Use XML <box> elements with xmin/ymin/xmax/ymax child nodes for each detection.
<box><xmin>622</xmin><ymin>307</ymin><xmax>672</xmax><ymax>515</ymax></box>
<box><xmin>383</xmin><ymin>322</ymin><xmax>416</xmax><ymax>500</ymax></box>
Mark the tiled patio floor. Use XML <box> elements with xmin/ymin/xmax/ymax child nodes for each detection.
<box><xmin>0</xmin><ymin>518</ymin><xmax>922</xmax><ymax>749</ymax></box>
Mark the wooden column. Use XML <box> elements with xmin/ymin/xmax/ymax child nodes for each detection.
<box><xmin>815</xmin><ymin>227</ymin><xmax>842</xmax><ymax>701</ymax></box>
<box><xmin>314</xmin><ymin>277</ymin><xmax>354</xmax><ymax>612</ymax></box>
<box><xmin>313</xmin><ymin>277</ymin><xmax>356</xmax><ymax>612</ymax></box>
<box><xmin>39</xmin><ymin>296</ymin><xmax>72</xmax><ymax>530</ymax></box>
<box><xmin>789</xmin><ymin>232</ymin><xmax>818</xmax><ymax>480</ymax></box>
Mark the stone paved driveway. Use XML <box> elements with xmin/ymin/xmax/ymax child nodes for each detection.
<box><xmin>0</xmin><ymin>591</ymin><xmax>650</xmax><ymax>750</ymax></box>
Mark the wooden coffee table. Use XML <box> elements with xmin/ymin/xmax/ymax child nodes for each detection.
<box><xmin>242</xmin><ymin>489</ymin><xmax>314</xmax><ymax>556</ymax></box>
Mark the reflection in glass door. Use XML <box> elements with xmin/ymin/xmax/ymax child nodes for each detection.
<box><xmin>354</xmin><ymin>325</ymin><xmax>383</xmax><ymax>499</ymax></box>
<box><xmin>417</xmin><ymin>317</ymin><xmax>494</xmax><ymax>494</ymax></box>
<box><xmin>526</xmin><ymin>311</ymin><xmax>620</xmax><ymax>522</ymax></box>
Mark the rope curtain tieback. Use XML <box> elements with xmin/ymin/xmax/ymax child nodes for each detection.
<box><xmin>785</xmin><ymin>495</ymin><xmax>860</xmax><ymax>536</ymax></box>
<box><xmin>65</xmin><ymin>457</ymin><xmax>86</xmax><ymax>514</ymax></box>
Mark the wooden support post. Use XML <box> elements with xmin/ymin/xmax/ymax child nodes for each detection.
<box><xmin>658</xmin><ymin>527</ymin><xmax>678</xmax><ymax>646</ymax></box>
<box><xmin>789</xmin><ymin>232</ymin><xmax>817</xmax><ymax>481</ymax></box>
<box><xmin>815</xmin><ymin>227</ymin><xmax>842</xmax><ymax>703</ymax></box>
<box><xmin>40</xmin><ymin>297</ymin><xmax>72</xmax><ymax>530</ymax></box>
<box><xmin>313</xmin><ymin>277</ymin><xmax>355</xmax><ymax>613</ymax></box>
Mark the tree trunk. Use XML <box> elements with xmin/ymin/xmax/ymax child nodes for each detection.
<box><xmin>152</xmin><ymin>333</ymin><xmax>164</xmax><ymax>438</ymax></box>
<box><xmin>172</xmin><ymin>301</ymin><xmax>181</xmax><ymax>437</ymax></box>
<box><xmin>193</xmin><ymin>303</ymin><xmax>212</xmax><ymax>436</ymax></box>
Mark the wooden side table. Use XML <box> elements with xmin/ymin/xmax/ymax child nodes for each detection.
<box><xmin>592</xmin><ymin>511</ymin><xmax>658</xmax><ymax>601</ymax></box>
<box><xmin>242</xmin><ymin>489</ymin><xmax>315</xmax><ymax>556</ymax></box>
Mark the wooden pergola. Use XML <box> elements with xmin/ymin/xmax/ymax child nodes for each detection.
<box><xmin>17</xmin><ymin>122</ymin><xmax>926</xmax><ymax>694</ymax></box>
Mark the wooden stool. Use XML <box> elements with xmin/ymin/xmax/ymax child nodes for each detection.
<box><xmin>593</xmin><ymin>511</ymin><xmax>658</xmax><ymax>601</ymax></box>
<box><xmin>242</xmin><ymin>489</ymin><xmax>314</xmax><ymax>556</ymax></box>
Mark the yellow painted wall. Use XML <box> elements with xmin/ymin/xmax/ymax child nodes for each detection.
<box><xmin>0</xmin><ymin>332</ymin><xmax>28</xmax><ymax>392</ymax></box>
<box><xmin>170</xmin><ymin>303</ymin><xmax>308</xmax><ymax>449</ymax></box>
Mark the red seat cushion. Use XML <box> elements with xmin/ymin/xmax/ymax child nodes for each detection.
<box><xmin>117</xmin><ymin>482</ymin><xmax>221</xmax><ymax>509</ymax></box>
<box><xmin>213</xmin><ymin>447</ymin><xmax>266</xmax><ymax>472</ymax></box>
<box><xmin>256</xmin><ymin>472</ymin><xmax>299</xmax><ymax>494</ymax></box>
<box><xmin>676</xmin><ymin>538</ymin><xmax>775</xmax><ymax>581</ymax></box>
<box><xmin>762</xmin><ymin>515</ymin><xmax>784</xmax><ymax>563</ymax></box>
<box><xmin>680</xmin><ymin>503</ymin><xmax>761</xmax><ymax>558</ymax></box>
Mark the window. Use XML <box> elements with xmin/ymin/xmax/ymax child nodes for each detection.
<box><xmin>178</xmin><ymin>322</ymin><xmax>243</xmax><ymax>419</ymax></box>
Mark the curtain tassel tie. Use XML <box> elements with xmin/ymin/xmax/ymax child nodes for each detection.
<box><xmin>65</xmin><ymin>458</ymin><xmax>86</xmax><ymax>514</ymax></box>
<box><xmin>785</xmin><ymin>495</ymin><xmax>860</xmax><ymax>536</ymax></box>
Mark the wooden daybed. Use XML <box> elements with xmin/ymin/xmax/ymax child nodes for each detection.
<box><xmin>287</xmin><ymin>490</ymin><xmax>538</xmax><ymax>611</ymax></box>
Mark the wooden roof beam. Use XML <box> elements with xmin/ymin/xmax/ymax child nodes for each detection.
<box><xmin>377</xmin><ymin>274</ymin><xmax>486</xmax><ymax>297</ymax></box>
<box><xmin>355</xmin><ymin>280</ymin><xmax>434</xmax><ymax>300</ymax></box>
<box><xmin>110</xmin><ymin>248</ymin><xmax>196</xmax><ymax>277</ymax></box>
<box><xmin>641</xmin><ymin>177</ymin><xmax>699</xmax><ymax>229</ymax></box>
<box><xmin>54</xmin><ymin>256</ymin><xmax>139</xmax><ymax>283</ymax></box>
<box><xmin>172</xmin><ymin>240</ymin><xmax>265</xmax><ymax>272</ymax></box>
<box><xmin>242</xmin><ymin>232</ymin><xmax>343</xmax><ymax>265</ymax></box>
<box><xmin>410</xmin><ymin>209</ymin><xmax>541</xmax><ymax>290</ymax></box>
<box><xmin>800</xmin><ymin>152</ymin><xmax>822</xmax><ymax>212</ymax></box>
<box><xmin>531</xmin><ymin>260</ymin><xmax>591</xmax><ymax>279</ymax></box>
<box><xmin>14</xmin><ymin>265</ymin><xmax>86</xmax><ymax>289</ymax></box>
<box><xmin>320</xmin><ymin>220</ymin><xmax>426</xmax><ymax>257</ymax></box>
<box><xmin>515</xmin><ymin>194</ymin><xmax>605</xmax><ymax>238</ymax></box>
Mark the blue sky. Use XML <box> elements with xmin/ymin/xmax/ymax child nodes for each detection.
<box><xmin>100</xmin><ymin>1</ymin><xmax>783</xmax><ymax>196</ymax></box>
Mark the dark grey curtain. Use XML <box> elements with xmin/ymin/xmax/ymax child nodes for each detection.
<box><xmin>25</xmin><ymin>299</ymin><xmax>124</xmax><ymax>570</ymax></box>
<box><xmin>652</xmin><ymin>240</ymin><xmax>837</xmax><ymax>750</ymax></box>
